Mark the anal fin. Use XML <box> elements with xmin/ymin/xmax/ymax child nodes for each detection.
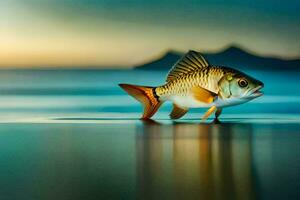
<box><xmin>170</xmin><ymin>104</ymin><xmax>188</xmax><ymax>119</ymax></box>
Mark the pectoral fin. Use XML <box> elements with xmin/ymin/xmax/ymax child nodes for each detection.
<box><xmin>202</xmin><ymin>106</ymin><xmax>217</xmax><ymax>121</ymax></box>
<box><xmin>170</xmin><ymin>104</ymin><xmax>188</xmax><ymax>119</ymax></box>
<box><xmin>191</xmin><ymin>86</ymin><xmax>217</xmax><ymax>104</ymax></box>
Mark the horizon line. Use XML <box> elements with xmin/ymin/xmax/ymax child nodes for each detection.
<box><xmin>0</xmin><ymin>44</ymin><xmax>299</xmax><ymax>69</ymax></box>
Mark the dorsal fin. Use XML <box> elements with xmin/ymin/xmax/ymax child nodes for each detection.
<box><xmin>166</xmin><ymin>50</ymin><xmax>210</xmax><ymax>82</ymax></box>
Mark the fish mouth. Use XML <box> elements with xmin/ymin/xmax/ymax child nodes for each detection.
<box><xmin>245</xmin><ymin>85</ymin><xmax>264</xmax><ymax>98</ymax></box>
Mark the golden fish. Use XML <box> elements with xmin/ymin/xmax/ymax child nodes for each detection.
<box><xmin>119</xmin><ymin>50</ymin><xmax>264</xmax><ymax>121</ymax></box>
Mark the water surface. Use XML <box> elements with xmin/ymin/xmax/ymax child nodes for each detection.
<box><xmin>0</xmin><ymin>69</ymin><xmax>299</xmax><ymax>200</ymax></box>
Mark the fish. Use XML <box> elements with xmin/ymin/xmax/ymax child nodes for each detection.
<box><xmin>119</xmin><ymin>50</ymin><xmax>264</xmax><ymax>121</ymax></box>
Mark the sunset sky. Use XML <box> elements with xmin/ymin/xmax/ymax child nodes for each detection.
<box><xmin>0</xmin><ymin>0</ymin><xmax>299</xmax><ymax>68</ymax></box>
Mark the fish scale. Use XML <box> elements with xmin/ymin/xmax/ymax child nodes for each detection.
<box><xmin>156</xmin><ymin>66</ymin><xmax>225</xmax><ymax>98</ymax></box>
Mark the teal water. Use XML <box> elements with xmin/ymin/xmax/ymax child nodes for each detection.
<box><xmin>0</xmin><ymin>69</ymin><xmax>299</xmax><ymax>122</ymax></box>
<box><xmin>0</xmin><ymin>69</ymin><xmax>299</xmax><ymax>200</ymax></box>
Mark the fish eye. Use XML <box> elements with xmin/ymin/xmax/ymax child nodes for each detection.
<box><xmin>238</xmin><ymin>79</ymin><xmax>248</xmax><ymax>87</ymax></box>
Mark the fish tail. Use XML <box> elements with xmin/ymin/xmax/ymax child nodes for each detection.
<box><xmin>119</xmin><ymin>83</ymin><xmax>162</xmax><ymax>119</ymax></box>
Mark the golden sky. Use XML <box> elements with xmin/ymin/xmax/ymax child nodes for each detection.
<box><xmin>0</xmin><ymin>0</ymin><xmax>299</xmax><ymax>68</ymax></box>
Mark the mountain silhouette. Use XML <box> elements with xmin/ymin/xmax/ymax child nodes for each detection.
<box><xmin>134</xmin><ymin>45</ymin><xmax>300</xmax><ymax>71</ymax></box>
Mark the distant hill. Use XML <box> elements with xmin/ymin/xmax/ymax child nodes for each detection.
<box><xmin>134</xmin><ymin>45</ymin><xmax>300</xmax><ymax>71</ymax></box>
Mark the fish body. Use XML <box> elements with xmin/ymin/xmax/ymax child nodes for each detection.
<box><xmin>119</xmin><ymin>50</ymin><xmax>264</xmax><ymax>120</ymax></box>
<box><xmin>155</xmin><ymin>67</ymin><xmax>223</xmax><ymax>108</ymax></box>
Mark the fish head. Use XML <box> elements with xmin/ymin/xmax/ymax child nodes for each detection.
<box><xmin>218</xmin><ymin>69</ymin><xmax>264</xmax><ymax>106</ymax></box>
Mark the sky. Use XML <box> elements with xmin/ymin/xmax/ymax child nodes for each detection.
<box><xmin>0</xmin><ymin>0</ymin><xmax>299</xmax><ymax>68</ymax></box>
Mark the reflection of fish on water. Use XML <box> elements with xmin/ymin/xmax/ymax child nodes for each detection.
<box><xmin>120</xmin><ymin>50</ymin><xmax>264</xmax><ymax>121</ymax></box>
<box><xmin>136</xmin><ymin>121</ymin><xmax>257</xmax><ymax>200</ymax></box>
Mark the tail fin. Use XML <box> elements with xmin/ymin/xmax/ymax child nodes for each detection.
<box><xmin>119</xmin><ymin>83</ymin><xmax>162</xmax><ymax>119</ymax></box>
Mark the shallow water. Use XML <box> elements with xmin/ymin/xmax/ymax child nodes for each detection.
<box><xmin>0</xmin><ymin>69</ymin><xmax>299</xmax><ymax>199</ymax></box>
<box><xmin>0</xmin><ymin>122</ymin><xmax>299</xmax><ymax>200</ymax></box>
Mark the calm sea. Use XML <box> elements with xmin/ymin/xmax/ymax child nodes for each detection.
<box><xmin>0</xmin><ymin>69</ymin><xmax>299</xmax><ymax>122</ymax></box>
<box><xmin>0</xmin><ymin>69</ymin><xmax>299</xmax><ymax>200</ymax></box>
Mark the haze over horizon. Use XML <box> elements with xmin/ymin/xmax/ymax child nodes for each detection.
<box><xmin>1</xmin><ymin>0</ymin><xmax>299</xmax><ymax>68</ymax></box>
